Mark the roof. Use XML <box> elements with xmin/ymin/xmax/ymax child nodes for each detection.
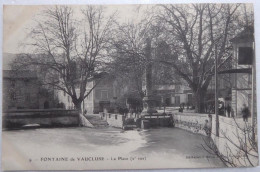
<box><xmin>230</xmin><ymin>26</ymin><xmax>254</xmax><ymax>43</ymax></box>
<box><xmin>2</xmin><ymin>53</ymin><xmax>17</xmax><ymax>70</ymax></box>
<box><xmin>3</xmin><ymin>70</ymin><xmax>38</xmax><ymax>79</ymax></box>
<box><xmin>183</xmin><ymin>89</ymin><xmax>192</xmax><ymax>93</ymax></box>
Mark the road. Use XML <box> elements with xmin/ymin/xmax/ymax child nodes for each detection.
<box><xmin>2</xmin><ymin>127</ymin><xmax>225</xmax><ymax>170</ymax></box>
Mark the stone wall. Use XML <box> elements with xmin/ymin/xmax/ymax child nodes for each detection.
<box><xmin>173</xmin><ymin>112</ymin><xmax>209</xmax><ymax>136</ymax></box>
<box><xmin>100</xmin><ymin>112</ymin><xmax>124</xmax><ymax>128</ymax></box>
<box><xmin>3</xmin><ymin>109</ymin><xmax>79</xmax><ymax>128</ymax></box>
<box><xmin>172</xmin><ymin>113</ymin><xmax>258</xmax><ymax>166</ymax></box>
<box><xmin>211</xmin><ymin>115</ymin><xmax>258</xmax><ymax>166</ymax></box>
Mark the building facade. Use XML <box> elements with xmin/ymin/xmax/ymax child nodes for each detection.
<box><xmin>56</xmin><ymin>78</ymin><xmax>119</xmax><ymax>114</ymax></box>
<box><xmin>230</xmin><ymin>26</ymin><xmax>254</xmax><ymax>117</ymax></box>
<box><xmin>155</xmin><ymin>83</ymin><xmax>193</xmax><ymax>107</ymax></box>
<box><xmin>3</xmin><ymin>53</ymin><xmax>58</xmax><ymax>111</ymax></box>
<box><xmin>3</xmin><ymin>70</ymin><xmax>40</xmax><ymax>111</ymax></box>
<box><xmin>216</xmin><ymin>26</ymin><xmax>254</xmax><ymax>117</ymax></box>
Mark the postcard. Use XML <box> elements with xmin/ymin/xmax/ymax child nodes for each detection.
<box><xmin>2</xmin><ymin>2</ymin><xmax>259</xmax><ymax>170</ymax></box>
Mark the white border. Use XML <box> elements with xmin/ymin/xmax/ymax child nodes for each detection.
<box><xmin>1</xmin><ymin>0</ymin><xmax>260</xmax><ymax>172</ymax></box>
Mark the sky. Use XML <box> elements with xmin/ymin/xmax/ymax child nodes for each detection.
<box><xmin>2</xmin><ymin>3</ymin><xmax>254</xmax><ymax>54</ymax></box>
<box><xmin>3</xmin><ymin>5</ymin><xmax>145</xmax><ymax>54</ymax></box>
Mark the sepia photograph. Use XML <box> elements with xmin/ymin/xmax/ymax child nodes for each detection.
<box><xmin>1</xmin><ymin>2</ymin><xmax>259</xmax><ymax>171</ymax></box>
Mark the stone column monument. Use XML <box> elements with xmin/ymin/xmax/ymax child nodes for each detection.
<box><xmin>141</xmin><ymin>38</ymin><xmax>157</xmax><ymax>116</ymax></box>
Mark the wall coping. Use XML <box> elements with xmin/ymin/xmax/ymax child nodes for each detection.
<box><xmin>4</xmin><ymin>109</ymin><xmax>79</xmax><ymax>113</ymax></box>
<box><xmin>100</xmin><ymin>112</ymin><xmax>125</xmax><ymax>116</ymax></box>
<box><xmin>173</xmin><ymin>112</ymin><xmax>209</xmax><ymax>117</ymax></box>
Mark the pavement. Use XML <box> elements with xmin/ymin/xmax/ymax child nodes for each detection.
<box><xmin>2</xmin><ymin>127</ymin><xmax>225</xmax><ymax>170</ymax></box>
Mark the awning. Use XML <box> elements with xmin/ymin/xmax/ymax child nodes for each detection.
<box><xmin>218</xmin><ymin>68</ymin><xmax>252</xmax><ymax>74</ymax></box>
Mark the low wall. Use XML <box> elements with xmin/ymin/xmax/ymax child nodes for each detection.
<box><xmin>143</xmin><ymin>114</ymin><xmax>172</xmax><ymax>128</ymax></box>
<box><xmin>172</xmin><ymin>113</ymin><xmax>258</xmax><ymax>166</ymax></box>
<box><xmin>211</xmin><ymin>115</ymin><xmax>258</xmax><ymax>166</ymax></box>
<box><xmin>172</xmin><ymin>112</ymin><xmax>209</xmax><ymax>136</ymax></box>
<box><xmin>100</xmin><ymin>112</ymin><xmax>124</xmax><ymax>128</ymax></box>
<box><xmin>3</xmin><ymin>109</ymin><xmax>79</xmax><ymax>128</ymax></box>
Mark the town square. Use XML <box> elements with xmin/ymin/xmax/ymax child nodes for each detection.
<box><xmin>2</xmin><ymin>3</ymin><xmax>258</xmax><ymax>170</ymax></box>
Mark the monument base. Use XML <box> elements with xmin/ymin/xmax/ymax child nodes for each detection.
<box><xmin>141</xmin><ymin>96</ymin><xmax>158</xmax><ymax>116</ymax></box>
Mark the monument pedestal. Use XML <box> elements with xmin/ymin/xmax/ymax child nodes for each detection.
<box><xmin>141</xmin><ymin>96</ymin><xmax>157</xmax><ymax>116</ymax></box>
<box><xmin>140</xmin><ymin>96</ymin><xmax>158</xmax><ymax>129</ymax></box>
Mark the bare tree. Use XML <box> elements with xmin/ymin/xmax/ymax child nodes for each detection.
<box><xmin>156</xmin><ymin>4</ymin><xmax>246</xmax><ymax>112</ymax></box>
<box><xmin>109</xmin><ymin>17</ymin><xmax>152</xmax><ymax>96</ymax></box>
<box><xmin>110</xmin><ymin>12</ymin><xmax>176</xmax><ymax>99</ymax></box>
<box><xmin>14</xmin><ymin>6</ymin><xmax>116</xmax><ymax>113</ymax></box>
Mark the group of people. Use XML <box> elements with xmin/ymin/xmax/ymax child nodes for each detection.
<box><xmin>225</xmin><ymin>103</ymin><xmax>251</xmax><ymax>122</ymax></box>
<box><xmin>223</xmin><ymin>104</ymin><xmax>233</xmax><ymax>118</ymax></box>
<box><xmin>205</xmin><ymin>101</ymin><xmax>250</xmax><ymax>122</ymax></box>
<box><xmin>203</xmin><ymin>104</ymin><xmax>251</xmax><ymax>137</ymax></box>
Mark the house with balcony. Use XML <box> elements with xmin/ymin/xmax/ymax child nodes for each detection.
<box><xmin>218</xmin><ymin>26</ymin><xmax>255</xmax><ymax>117</ymax></box>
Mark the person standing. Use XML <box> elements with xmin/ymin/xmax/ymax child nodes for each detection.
<box><xmin>203</xmin><ymin>119</ymin><xmax>212</xmax><ymax>137</ymax></box>
<box><xmin>226</xmin><ymin>104</ymin><xmax>231</xmax><ymax>118</ymax></box>
<box><xmin>241</xmin><ymin>104</ymin><xmax>250</xmax><ymax>122</ymax></box>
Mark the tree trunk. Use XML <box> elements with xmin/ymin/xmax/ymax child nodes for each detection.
<box><xmin>74</xmin><ymin>101</ymin><xmax>82</xmax><ymax>113</ymax></box>
<box><xmin>193</xmin><ymin>89</ymin><xmax>206</xmax><ymax>113</ymax></box>
<box><xmin>73</xmin><ymin>100</ymin><xmax>83</xmax><ymax>126</ymax></box>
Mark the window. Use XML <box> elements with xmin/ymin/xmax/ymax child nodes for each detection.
<box><xmin>175</xmin><ymin>85</ymin><xmax>180</xmax><ymax>93</ymax></box>
<box><xmin>68</xmin><ymin>96</ymin><xmax>70</xmax><ymax>102</ymax></box>
<box><xmin>248</xmin><ymin>74</ymin><xmax>252</xmax><ymax>88</ymax></box>
<box><xmin>238</xmin><ymin>47</ymin><xmax>253</xmax><ymax>65</ymax></box>
<box><xmin>188</xmin><ymin>94</ymin><xmax>192</xmax><ymax>104</ymax></box>
<box><xmin>165</xmin><ymin>98</ymin><xmax>171</xmax><ymax>106</ymax></box>
<box><xmin>26</xmin><ymin>93</ymin><xmax>30</xmax><ymax>102</ymax></box>
<box><xmin>11</xmin><ymin>80</ymin><xmax>15</xmax><ymax>88</ymax></box>
<box><xmin>18</xmin><ymin>88</ymin><xmax>22</xmax><ymax>95</ymax></box>
<box><xmin>96</xmin><ymin>90</ymin><xmax>101</xmax><ymax>99</ymax></box>
<box><xmin>101</xmin><ymin>90</ymin><xmax>108</xmax><ymax>100</ymax></box>
<box><xmin>115</xmin><ymin>115</ymin><xmax>117</xmax><ymax>120</ymax></box>
<box><xmin>10</xmin><ymin>92</ymin><xmax>16</xmax><ymax>101</ymax></box>
<box><xmin>63</xmin><ymin>90</ymin><xmax>66</xmax><ymax>96</ymax></box>
<box><xmin>24</xmin><ymin>79</ymin><xmax>29</xmax><ymax>87</ymax></box>
<box><xmin>175</xmin><ymin>96</ymin><xmax>180</xmax><ymax>106</ymax></box>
